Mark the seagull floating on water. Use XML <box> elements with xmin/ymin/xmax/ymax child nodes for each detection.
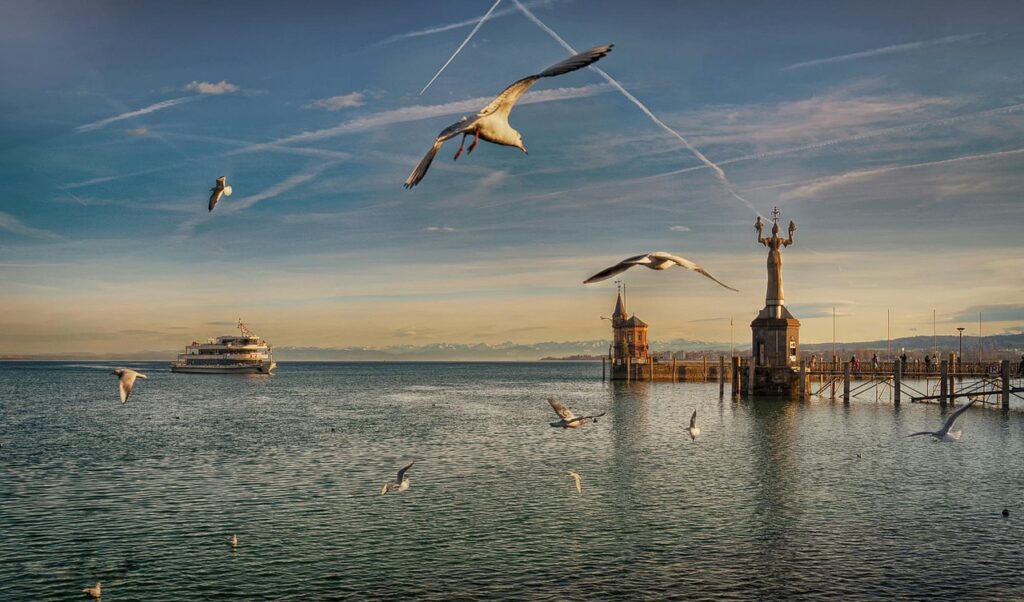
<box><xmin>908</xmin><ymin>398</ymin><xmax>977</xmax><ymax>442</ymax></box>
<box><xmin>567</xmin><ymin>471</ymin><xmax>582</xmax><ymax>494</ymax></box>
<box><xmin>687</xmin><ymin>410</ymin><xmax>700</xmax><ymax>441</ymax></box>
<box><xmin>229</xmin><ymin>534</ymin><xmax>238</xmax><ymax>548</ymax></box>
<box><xmin>583</xmin><ymin>252</ymin><xmax>738</xmax><ymax>291</ymax></box>
<box><xmin>381</xmin><ymin>462</ymin><xmax>415</xmax><ymax>495</ymax></box>
<box><xmin>548</xmin><ymin>398</ymin><xmax>605</xmax><ymax>429</ymax></box>
<box><xmin>112</xmin><ymin>368</ymin><xmax>147</xmax><ymax>403</ymax></box>
<box><xmin>208</xmin><ymin>176</ymin><xmax>233</xmax><ymax>212</ymax></box>
<box><xmin>82</xmin><ymin>582</ymin><xmax>101</xmax><ymax>599</ymax></box>
<box><xmin>404</xmin><ymin>44</ymin><xmax>614</xmax><ymax>188</ymax></box>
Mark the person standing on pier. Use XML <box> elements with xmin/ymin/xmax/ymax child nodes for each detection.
<box><xmin>1018</xmin><ymin>354</ymin><xmax>1024</xmax><ymax>376</ymax></box>
<box><xmin>900</xmin><ymin>352</ymin><xmax>908</xmax><ymax>371</ymax></box>
<box><xmin>871</xmin><ymin>353</ymin><xmax>879</xmax><ymax>373</ymax></box>
<box><xmin>924</xmin><ymin>354</ymin><xmax>931</xmax><ymax>373</ymax></box>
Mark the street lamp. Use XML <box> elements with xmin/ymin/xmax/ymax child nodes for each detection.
<box><xmin>956</xmin><ymin>327</ymin><xmax>965</xmax><ymax>364</ymax></box>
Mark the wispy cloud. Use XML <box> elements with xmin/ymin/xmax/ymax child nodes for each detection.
<box><xmin>126</xmin><ymin>127</ymin><xmax>150</xmax><ymax>136</ymax></box>
<box><xmin>183</xmin><ymin>80</ymin><xmax>240</xmax><ymax>95</ymax></box>
<box><xmin>0</xmin><ymin>212</ymin><xmax>61</xmax><ymax>240</ymax></box>
<box><xmin>233</xmin><ymin>83</ymin><xmax>611</xmax><ymax>154</ymax></box>
<box><xmin>303</xmin><ymin>92</ymin><xmax>366</xmax><ymax>111</ymax></box>
<box><xmin>785</xmin><ymin>147</ymin><xmax>1024</xmax><ymax>199</ymax></box>
<box><xmin>75</xmin><ymin>97</ymin><xmax>197</xmax><ymax>133</ymax></box>
<box><xmin>782</xmin><ymin>32</ymin><xmax>984</xmax><ymax>71</ymax></box>
<box><xmin>669</xmin><ymin>225</ymin><xmax>691</xmax><ymax>232</ymax></box>
<box><xmin>511</xmin><ymin>0</ymin><xmax>761</xmax><ymax>215</ymax></box>
<box><xmin>426</xmin><ymin>225</ymin><xmax>456</xmax><ymax>233</ymax></box>
<box><xmin>420</xmin><ymin>0</ymin><xmax>502</xmax><ymax>95</ymax></box>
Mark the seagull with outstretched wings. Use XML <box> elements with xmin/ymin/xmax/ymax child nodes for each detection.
<box><xmin>112</xmin><ymin>368</ymin><xmax>147</xmax><ymax>403</ymax></box>
<box><xmin>584</xmin><ymin>252</ymin><xmax>738</xmax><ymax>292</ymax></box>
<box><xmin>548</xmin><ymin>398</ymin><xmax>605</xmax><ymax>429</ymax></box>
<box><xmin>208</xmin><ymin>176</ymin><xmax>233</xmax><ymax>212</ymax></box>
<box><xmin>404</xmin><ymin>45</ymin><xmax>613</xmax><ymax>188</ymax></box>
<box><xmin>381</xmin><ymin>461</ymin><xmax>415</xmax><ymax>495</ymax></box>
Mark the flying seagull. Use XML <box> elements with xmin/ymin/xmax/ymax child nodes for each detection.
<box><xmin>403</xmin><ymin>44</ymin><xmax>613</xmax><ymax>188</ymax></box>
<box><xmin>567</xmin><ymin>471</ymin><xmax>582</xmax><ymax>494</ymax></box>
<box><xmin>82</xmin><ymin>582</ymin><xmax>101</xmax><ymax>599</ymax></box>
<box><xmin>687</xmin><ymin>410</ymin><xmax>700</xmax><ymax>441</ymax></box>
<box><xmin>112</xmin><ymin>368</ymin><xmax>147</xmax><ymax>403</ymax></box>
<box><xmin>381</xmin><ymin>462</ymin><xmax>415</xmax><ymax>495</ymax></box>
<box><xmin>908</xmin><ymin>398</ymin><xmax>977</xmax><ymax>442</ymax></box>
<box><xmin>548</xmin><ymin>398</ymin><xmax>605</xmax><ymax>429</ymax></box>
<box><xmin>208</xmin><ymin>176</ymin><xmax>233</xmax><ymax>212</ymax></box>
<box><xmin>583</xmin><ymin>252</ymin><xmax>738</xmax><ymax>292</ymax></box>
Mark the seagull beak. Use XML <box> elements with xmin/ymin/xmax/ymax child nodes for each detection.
<box><xmin>519</xmin><ymin>144</ymin><xmax>528</xmax><ymax>155</ymax></box>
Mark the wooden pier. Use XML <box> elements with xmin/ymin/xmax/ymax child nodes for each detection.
<box><xmin>602</xmin><ymin>355</ymin><xmax>1024</xmax><ymax>409</ymax></box>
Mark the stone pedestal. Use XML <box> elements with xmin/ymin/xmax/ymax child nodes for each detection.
<box><xmin>750</xmin><ymin>304</ymin><xmax>801</xmax><ymax>396</ymax></box>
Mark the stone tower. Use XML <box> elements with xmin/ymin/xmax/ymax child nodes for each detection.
<box><xmin>611</xmin><ymin>288</ymin><xmax>649</xmax><ymax>362</ymax></box>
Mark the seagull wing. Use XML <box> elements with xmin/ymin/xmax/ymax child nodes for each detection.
<box><xmin>548</xmin><ymin>398</ymin><xmax>576</xmax><ymax>421</ymax></box>
<box><xmin>655</xmin><ymin>252</ymin><xmax>739</xmax><ymax>292</ymax></box>
<box><xmin>477</xmin><ymin>45</ymin><xmax>614</xmax><ymax>119</ymax></box>
<box><xmin>396</xmin><ymin>461</ymin><xmax>415</xmax><ymax>482</ymax></box>
<box><xmin>937</xmin><ymin>399</ymin><xmax>976</xmax><ymax>436</ymax></box>
<box><xmin>568</xmin><ymin>471</ymin><xmax>582</xmax><ymax>494</ymax></box>
<box><xmin>690</xmin><ymin>410</ymin><xmax>698</xmax><ymax>430</ymax></box>
<box><xmin>907</xmin><ymin>431</ymin><xmax>936</xmax><ymax>438</ymax></box>
<box><xmin>119</xmin><ymin>370</ymin><xmax>138</xmax><ymax>403</ymax></box>
<box><xmin>583</xmin><ymin>261</ymin><xmax>634</xmax><ymax>284</ymax></box>
<box><xmin>209</xmin><ymin>188</ymin><xmax>224</xmax><ymax>212</ymax></box>
<box><xmin>404</xmin><ymin>118</ymin><xmax>475</xmax><ymax>188</ymax></box>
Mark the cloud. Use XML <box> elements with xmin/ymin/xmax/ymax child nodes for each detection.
<box><xmin>303</xmin><ymin>92</ymin><xmax>366</xmax><ymax>111</ymax></box>
<box><xmin>951</xmin><ymin>304</ymin><xmax>1024</xmax><ymax>322</ymax></box>
<box><xmin>782</xmin><ymin>32</ymin><xmax>984</xmax><ymax>70</ymax></box>
<box><xmin>784</xmin><ymin>147</ymin><xmax>1024</xmax><ymax>200</ymax></box>
<box><xmin>233</xmin><ymin>83</ymin><xmax>612</xmax><ymax>153</ymax></box>
<box><xmin>426</xmin><ymin>225</ymin><xmax>456</xmax><ymax>232</ymax></box>
<box><xmin>183</xmin><ymin>80</ymin><xmax>240</xmax><ymax>95</ymax></box>
<box><xmin>669</xmin><ymin>225</ymin><xmax>691</xmax><ymax>232</ymax></box>
<box><xmin>75</xmin><ymin>97</ymin><xmax>196</xmax><ymax>132</ymax></box>
<box><xmin>126</xmin><ymin>127</ymin><xmax>149</xmax><ymax>136</ymax></box>
<box><xmin>0</xmin><ymin>212</ymin><xmax>61</xmax><ymax>240</ymax></box>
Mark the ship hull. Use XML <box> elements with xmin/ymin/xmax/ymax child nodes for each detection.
<box><xmin>171</xmin><ymin>362</ymin><xmax>276</xmax><ymax>374</ymax></box>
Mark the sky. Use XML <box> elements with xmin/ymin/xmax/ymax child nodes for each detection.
<box><xmin>1</xmin><ymin>0</ymin><xmax>1023</xmax><ymax>356</ymax></box>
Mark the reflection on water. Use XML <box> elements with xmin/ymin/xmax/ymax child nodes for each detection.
<box><xmin>1</xmin><ymin>361</ymin><xmax>1022</xmax><ymax>599</ymax></box>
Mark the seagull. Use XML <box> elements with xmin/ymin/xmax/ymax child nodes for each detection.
<box><xmin>112</xmin><ymin>368</ymin><xmax>147</xmax><ymax>403</ymax></box>
<box><xmin>908</xmin><ymin>398</ymin><xmax>977</xmax><ymax>442</ymax></box>
<box><xmin>229</xmin><ymin>534</ymin><xmax>238</xmax><ymax>548</ymax></box>
<box><xmin>381</xmin><ymin>462</ymin><xmax>415</xmax><ymax>495</ymax></box>
<box><xmin>687</xmin><ymin>410</ymin><xmax>700</xmax><ymax>441</ymax></box>
<box><xmin>208</xmin><ymin>176</ymin><xmax>233</xmax><ymax>212</ymax></box>
<box><xmin>567</xmin><ymin>471</ymin><xmax>582</xmax><ymax>494</ymax></box>
<box><xmin>403</xmin><ymin>44</ymin><xmax>613</xmax><ymax>188</ymax></box>
<box><xmin>82</xmin><ymin>582</ymin><xmax>101</xmax><ymax>599</ymax></box>
<box><xmin>584</xmin><ymin>252</ymin><xmax>738</xmax><ymax>291</ymax></box>
<box><xmin>548</xmin><ymin>398</ymin><xmax>605</xmax><ymax>429</ymax></box>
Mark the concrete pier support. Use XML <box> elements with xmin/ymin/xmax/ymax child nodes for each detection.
<box><xmin>1002</xmin><ymin>359</ymin><xmax>1011</xmax><ymax>410</ymax></box>
<box><xmin>940</xmin><ymin>360</ymin><xmax>948</xmax><ymax>403</ymax></box>
<box><xmin>843</xmin><ymin>361</ymin><xmax>851</xmax><ymax>403</ymax></box>
<box><xmin>894</xmin><ymin>360</ymin><xmax>902</xmax><ymax>404</ymax></box>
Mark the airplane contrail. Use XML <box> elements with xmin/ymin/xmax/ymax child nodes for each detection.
<box><xmin>510</xmin><ymin>0</ymin><xmax>760</xmax><ymax>215</ymax></box>
<box><xmin>421</xmin><ymin>0</ymin><xmax>502</xmax><ymax>95</ymax></box>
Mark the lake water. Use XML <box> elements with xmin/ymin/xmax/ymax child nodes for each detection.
<box><xmin>1</xmin><ymin>361</ymin><xmax>1022</xmax><ymax>600</ymax></box>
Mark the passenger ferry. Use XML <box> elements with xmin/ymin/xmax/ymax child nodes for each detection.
<box><xmin>171</xmin><ymin>320</ymin><xmax>276</xmax><ymax>374</ymax></box>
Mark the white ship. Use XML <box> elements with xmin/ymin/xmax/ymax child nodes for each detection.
<box><xmin>171</xmin><ymin>320</ymin><xmax>276</xmax><ymax>374</ymax></box>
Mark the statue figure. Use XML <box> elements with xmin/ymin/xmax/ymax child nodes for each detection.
<box><xmin>755</xmin><ymin>207</ymin><xmax>795</xmax><ymax>307</ymax></box>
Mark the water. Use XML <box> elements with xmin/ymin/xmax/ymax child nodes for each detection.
<box><xmin>1</xmin><ymin>361</ymin><xmax>1022</xmax><ymax>600</ymax></box>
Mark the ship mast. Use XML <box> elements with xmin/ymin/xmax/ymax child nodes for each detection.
<box><xmin>237</xmin><ymin>318</ymin><xmax>255</xmax><ymax>338</ymax></box>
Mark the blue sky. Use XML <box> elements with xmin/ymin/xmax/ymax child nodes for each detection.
<box><xmin>1</xmin><ymin>0</ymin><xmax>1023</xmax><ymax>354</ymax></box>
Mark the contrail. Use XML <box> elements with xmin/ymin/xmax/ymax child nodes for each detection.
<box><xmin>421</xmin><ymin>0</ymin><xmax>502</xmax><ymax>95</ymax></box>
<box><xmin>511</xmin><ymin>0</ymin><xmax>760</xmax><ymax>215</ymax></box>
<box><xmin>782</xmin><ymin>32</ymin><xmax>984</xmax><ymax>71</ymax></box>
<box><xmin>75</xmin><ymin>97</ymin><xmax>198</xmax><ymax>133</ymax></box>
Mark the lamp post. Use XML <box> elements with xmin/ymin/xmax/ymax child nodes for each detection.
<box><xmin>956</xmin><ymin>327</ymin><xmax>965</xmax><ymax>365</ymax></box>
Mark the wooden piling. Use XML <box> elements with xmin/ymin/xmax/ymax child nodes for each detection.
<box><xmin>626</xmin><ymin>356</ymin><xmax>631</xmax><ymax>382</ymax></box>
<box><xmin>672</xmin><ymin>356</ymin><xmax>678</xmax><ymax>382</ymax></box>
<box><xmin>602</xmin><ymin>356</ymin><xmax>606</xmax><ymax>381</ymax></box>
<box><xmin>894</xmin><ymin>359</ymin><xmax>902</xmax><ymax>404</ymax></box>
<box><xmin>649</xmin><ymin>356</ymin><xmax>654</xmax><ymax>382</ymax></box>
<box><xmin>719</xmin><ymin>355</ymin><xmax>725</xmax><ymax>397</ymax></box>
<box><xmin>1002</xmin><ymin>359</ymin><xmax>1011</xmax><ymax>410</ymax></box>
<box><xmin>731</xmin><ymin>356</ymin><xmax>740</xmax><ymax>396</ymax></box>
<box><xmin>799</xmin><ymin>358</ymin><xmax>807</xmax><ymax>400</ymax></box>
<box><xmin>702</xmin><ymin>356</ymin><xmax>708</xmax><ymax>382</ymax></box>
<box><xmin>843</xmin><ymin>361</ymin><xmax>851</xmax><ymax>403</ymax></box>
<box><xmin>939</xmin><ymin>360</ymin><xmax>948</xmax><ymax>403</ymax></box>
<box><xmin>747</xmin><ymin>360</ymin><xmax>755</xmax><ymax>398</ymax></box>
<box><xmin>948</xmin><ymin>352</ymin><xmax>956</xmax><ymax>393</ymax></box>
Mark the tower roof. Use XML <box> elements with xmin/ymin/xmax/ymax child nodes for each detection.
<box><xmin>612</xmin><ymin>292</ymin><xmax>627</xmax><ymax>319</ymax></box>
<box><xmin>623</xmin><ymin>315</ymin><xmax>647</xmax><ymax>328</ymax></box>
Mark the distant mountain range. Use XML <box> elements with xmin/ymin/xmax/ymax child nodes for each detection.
<box><xmin>3</xmin><ymin>334</ymin><xmax>1021</xmax><ymax>362</ymax></box>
